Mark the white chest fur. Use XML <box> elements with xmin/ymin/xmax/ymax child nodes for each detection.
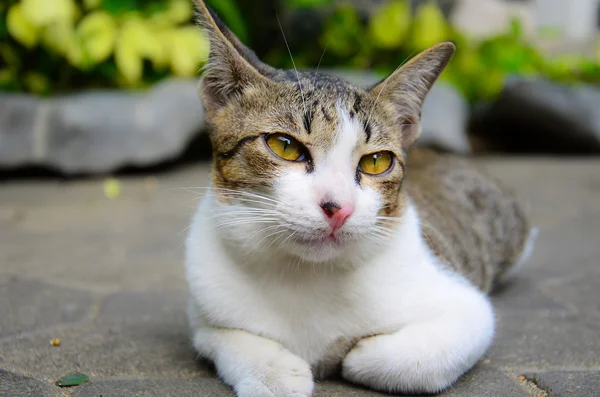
<box><xmin>185</xmin><ymin>196</ymin><xmax>493</xmax><ymax>373</ymax></box>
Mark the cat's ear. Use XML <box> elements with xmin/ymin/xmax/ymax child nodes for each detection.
<box><xmin>369</xmin><ymin>42</ymin><xmax>455</xmax><ymax>149</ymax></box>
<box><xmin>194</xmin><ymin>0</ymin><xmax>277</xmax><ymax>111</ymax></box>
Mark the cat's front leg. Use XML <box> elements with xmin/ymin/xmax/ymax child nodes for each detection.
<box><xmin>193</xmin><ymin>327</ymin><xmax>314</xmax><ymax>397</ymax></box>
<box><xmin>341</xmin><ymin>281</ymin><xmax>494</xmax><ymax>394</ymax></box>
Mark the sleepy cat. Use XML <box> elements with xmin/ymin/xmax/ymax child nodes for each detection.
<box><xmin>185</xmin><ymin>1</ymin><xmax>536</xmax><ymax>395</ymax></box>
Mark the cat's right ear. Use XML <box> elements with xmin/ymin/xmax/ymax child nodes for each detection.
<box><xmin>194</xmin><ymin>0</ymin><xmax>276</xmax><ymax>112</ymax></box>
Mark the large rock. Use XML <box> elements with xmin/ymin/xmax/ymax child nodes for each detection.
<box><xmin>471</xmin><ymin>78</ymin><xmax>600</xmax><ymax>154</ymax></box>
<box><xmin>420</xmin><ymin>82</ymin><xmax>471</xmax><ymax>153</ymax></box>
<box><xmin>0</xmin><ymin>71</ymin><xmax>470</xmax><ymax>175</ymax></box>
<box><xmin>0</xmin><ymin>79</ymin><xmax>205</xmax><ymax>174</ymax></box>
<box><xmin>330</xmin><ymin>70</ymin><xmax>471</xmax><ymax>153</ymax></box>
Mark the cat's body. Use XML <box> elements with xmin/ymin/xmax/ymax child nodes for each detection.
<box><xmin>185</xmin><ymin>1</ymin><xmax>535</xmax><ymax>395</ymax></box>
<box><xmin>406</xmin><ymin>149</ymin><xmax>533</xmax><ymax>292</ymax></box>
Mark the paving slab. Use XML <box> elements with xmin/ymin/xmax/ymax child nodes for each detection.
<box><xmin>0</xmin><ymin>157</ymin><xmax>599</xmax><ymax>396</ymax></box>
<box><xmin>0</xmin><ymin>370</ymin><xmax>57</xmax><ymax>397</ymax></box>
<box><xmin>0</xmin><ymin>320</ymin><xmax>208</xmax><ymax>381</ymax></box>
<box><xmin>0</xmin><ymin>278</ymin><xmax>94</xmax><ymax>339</ymax></box>
<box><xmin>72</xmin><ymin>377</ymin><xmax>231</xmax><ymax>397</ymax></box>
<box><xmin>523</xmin><ymin>371</ymin><xmax>600</xmax><ymax>397</ymax></box>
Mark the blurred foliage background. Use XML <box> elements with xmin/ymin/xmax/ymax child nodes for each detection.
<box><xmin>2</xmin><ymin>0</ymin><xmax>600</xmax><ymax>102</ymax></box>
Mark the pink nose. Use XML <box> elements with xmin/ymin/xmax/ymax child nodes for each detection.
<box><xmin>320</xmin><ymin>202</ymin><xmax>354</xmax><ymax>231</ymax></box>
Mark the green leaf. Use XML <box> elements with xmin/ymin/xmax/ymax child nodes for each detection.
<box><xmin>205</xmin><ymin>0</ymin><xmax>249</xmax><ymax>44</ymax></box>
<box><xmin>56</xmin><ymin>372</ymin><xmax>89</xmax><ymax>387</ymax></box>
<box><xmin>321</xmin><ymin>6</ymin><xmax>362</xmax><ymax>57</ymax></box>
<box><xmin>369</xmin><ymin>0</ymin><xmax>411</xmax><ymax>49</ymax></box>
<box><xmin>285</xmin><ymin>0</ymin><xmax>333</xmax><ymax>8</ymax></box>
<box><xmin>409</xmin><ymin>1</ymin><xmax>449</xmax><ymax>51</ymax></box>
<box><xmin>0</xmin><ymin>11</ymin><xmax>8</xmax><ymax>38</ymax></box>
<box><xmin>101</xmin><ymin>0</ymin><xmax>138</xmax><ymax>15</ymax></box>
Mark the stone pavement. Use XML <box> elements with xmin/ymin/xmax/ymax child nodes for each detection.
<box><xmin>0</xmin><ymin>158</ymin><xmax>599</xmax><ymax>397</ymax></box>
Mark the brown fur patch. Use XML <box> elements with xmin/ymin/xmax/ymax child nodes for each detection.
<box><xmin>406</xmin><ymin>149</ymin><xmax>531</xmax><ymax>292</ymax></box>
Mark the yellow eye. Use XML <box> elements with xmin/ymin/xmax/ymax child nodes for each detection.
<box><xmin>265</xmin><ymin>134</ymin><xmax>306</xmax><ymax>161</ymax></box>
<box><xmin>359</xmin><ymin>152</ymin><xmax>393</xmax><ymax>175</ymax></box>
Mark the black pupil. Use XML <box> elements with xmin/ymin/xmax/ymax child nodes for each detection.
<box><xmin>372</xmin><ymin>154</ymin><xmax>379</xmax><ymax>167</ymax></box>
<box><xmin>280</xmin><ymin>136</ymin><xmax>290</xmax><ymax>152</ymax></box>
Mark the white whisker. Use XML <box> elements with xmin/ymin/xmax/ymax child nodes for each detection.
<box><xmin>315</xmin><ymin>43</ymin><xmax>329</xmax><ymax>74</ymax></box>
<box><xmin>276</xmin><ymin>12</ymin><xmax>306</xmax><ymax>115</ymax></box>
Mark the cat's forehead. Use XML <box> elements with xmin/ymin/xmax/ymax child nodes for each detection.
<box><xmin>280</xmin><ymin>72</ymin><xmax>394</xmax><ymax>148</ymax></box>
<box><xmin>218</xmin><ymin>70</ymin><xmax>398</xmax><ymax>159</ymax></box>
<box><xmin>287</xmin><ymin>71</ymin><xmax>369</xmax><ymax>109</ymax></box>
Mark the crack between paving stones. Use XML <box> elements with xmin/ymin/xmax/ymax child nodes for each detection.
<box><xmin>519</xmin><ymin>374</ymin><xmax>552</xmax><ymax>397</ymax></box>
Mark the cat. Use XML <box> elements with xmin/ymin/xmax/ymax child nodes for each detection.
<box><xmin>185</xmin><ymin>1</ymin><xmax>536</xmax><ymax>395</ymax></box>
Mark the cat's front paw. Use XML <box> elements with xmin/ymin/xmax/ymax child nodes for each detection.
<box><xmin>234</xmin><ymin>353</ymin><xmax>314</xmax><ymax>397</ymax></box>
<box><xmin>342</xmin><ymin>324</ymin><xmax>487</xmax><ymax>394</ymax></box>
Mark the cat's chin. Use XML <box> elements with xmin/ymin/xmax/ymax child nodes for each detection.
<box><xmin>284</xmin><ymin>234</ymin><xmax>358</xmax><ymax>264</ymax></box>
<box><xmin>292</xmin><ymin>234</ymin><xmax>342</xmax><ymax>248</ymax></box>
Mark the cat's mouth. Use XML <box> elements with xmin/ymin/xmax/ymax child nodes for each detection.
<box><xmin>292</xmin><ymin>233</ymin><xmax>343</xmax><ymax>248</ymax></box>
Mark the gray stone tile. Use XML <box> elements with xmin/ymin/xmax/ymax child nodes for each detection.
<box><xmin>442</xmin><ymin>365</ymin><xmax>527</xmax><ymax>396</ymax></box>
<box><xmin>540</xmin><ymin>271</ymin><xmax>600</xmax><ymax>316</ymax></box>
<box><xmin>72</xmin><ymin>377</ymin><xmax>231</xmax><ymax>397</ymax></box>
<box><xmin>0</xmin><ymin>321</ymin><xmax>211</xmax><ymax>381</ymax></box>
<box><xmin>523</xmin><ymin>371</ymin><xmax>600</xmax><ymax>397</ymax></box>
<box><xmin>69</xmin><ymin>366</ymin><xmax>528</xmax><ymax>397</ymax></box>
<box><xmin>0</xmin><ymin>278</ymin><xmax>93</xmax><ymax>339</ymax></box>
<box><xmin>315</xmin><ymin>365</ymin><xmax>527</xmax><ymax>396</ymax></box>
<box><xmin>97</xmin><ymin>290</ymin><xmax>188</xmax><ymax>324</ymax></box>
<box><xmin>314</xmin><ymin>381</ymin><xmax>393</xmax><ymax>396</ymax></box>
<box><xmin>1</xmin><ymin>159</ymin><xmax>599</xmax><ymax>395</ymax></box>
<box><xmin>0</xmin><ymin>217</ymin><xmax>188</xmax><ymax>293</ymax></box>
<box><xmin>488</xmin><ymin>313</ymin><xmax>600</xmax><ymax>370</ymax></box>
<box><xmin>484</xmin><ymin>158</ymin><xmax>600</xmax><ymax>281</ymax></box>
<box><xmin>0</xmin><ymin>370</ymin><xmax>57</xmax><ymax>397</ymax></box>
<box><xmin>492</xmin><ymin>277</ymin><xmax>572</xmax><ymax>317</ymax></box>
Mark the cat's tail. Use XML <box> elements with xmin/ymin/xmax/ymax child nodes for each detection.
<box><xmin>496</xmin><ymin>226</ymin><xmax>539</xmax><ymax>284</ymax></box>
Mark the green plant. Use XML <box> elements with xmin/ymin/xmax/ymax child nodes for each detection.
<box><xmin>266</xmin><ymin>0</ymin><xmax>600</xmax><ymax>102</ymax></box>
<box><xmin>2</xmin><ymin>0</ymin><xmax>600</xmax><ymax>101</ymax></box>
<box><xmin>2</xmin><ymin>0</ymin><xmax>209</xmax><ymax>94</ymax></box>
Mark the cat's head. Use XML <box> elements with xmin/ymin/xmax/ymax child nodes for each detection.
<box><xmin>194</xmin><ymin>0</ymin><xmax>454</xmax><ymax>265</ymax></box>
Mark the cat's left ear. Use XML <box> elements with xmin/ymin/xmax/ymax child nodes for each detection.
<box><xmin>193</xmin><ymin>0</ymin><xmax>278</xmax><ymax>113</ymax></box>
<box><xmin>369</xmin><ymin>42</ymin><xmax>455</xmax><ymax>149</ymax></box>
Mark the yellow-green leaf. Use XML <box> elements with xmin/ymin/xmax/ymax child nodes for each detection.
<box><xmin>369</xmin><ymin>0</ymin><xmax>411</xmax><ymax>49</ymax></box>
<box><xmin>115</xmin><ymin>30</ymin><xmax>143</xmax><ymax>84</ymax></box>
<box><xmin>76</xmin><ymin>11</ymin><xmax>117</xmax><ymax>64</ymax></box>
<box><xmin>144</xmin><ymin>27</ymin><xmax>168</xmax><ymax>68</ymax></box>
<box><xmin>165</xmin><ymin>0</ymin><xmax>193</xmax><ymax>24</ymax></box>
<box><xmin>6</xmin><ymin>4</ymin><xmax>39</xmax><ymax>48</ymax></box>
<box><xmin>21</xmin><ymin>0</ymin><xmax>79</xmax><ymax>27</ymax></box>
<box><xmin>119</xmin><ymin>16</ymin><xmax>164</xmax><ymax>64</ymax></box>
<box><xmin>410</xmin><ymin>1</ymin><xmax>449</xmax><ymax>51</ymax></box>
<box><xmin>66</xmin><ymin>39</ymin><xmax>85</xmax><ymax>67</ymax></box>
<box><xmin>83</xmin><ymin>0</ymin><xmax>102</xmax><ymax>10</ymax></box>
<box><xmin>42</xmin><ymin>22</ymin><xmax>75</xmax><ymax>55</ymax></box>
<box><xmin>166</xmin><ymin>27</ymin><xmax>209</xmax><ymax>77</ymax></box>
